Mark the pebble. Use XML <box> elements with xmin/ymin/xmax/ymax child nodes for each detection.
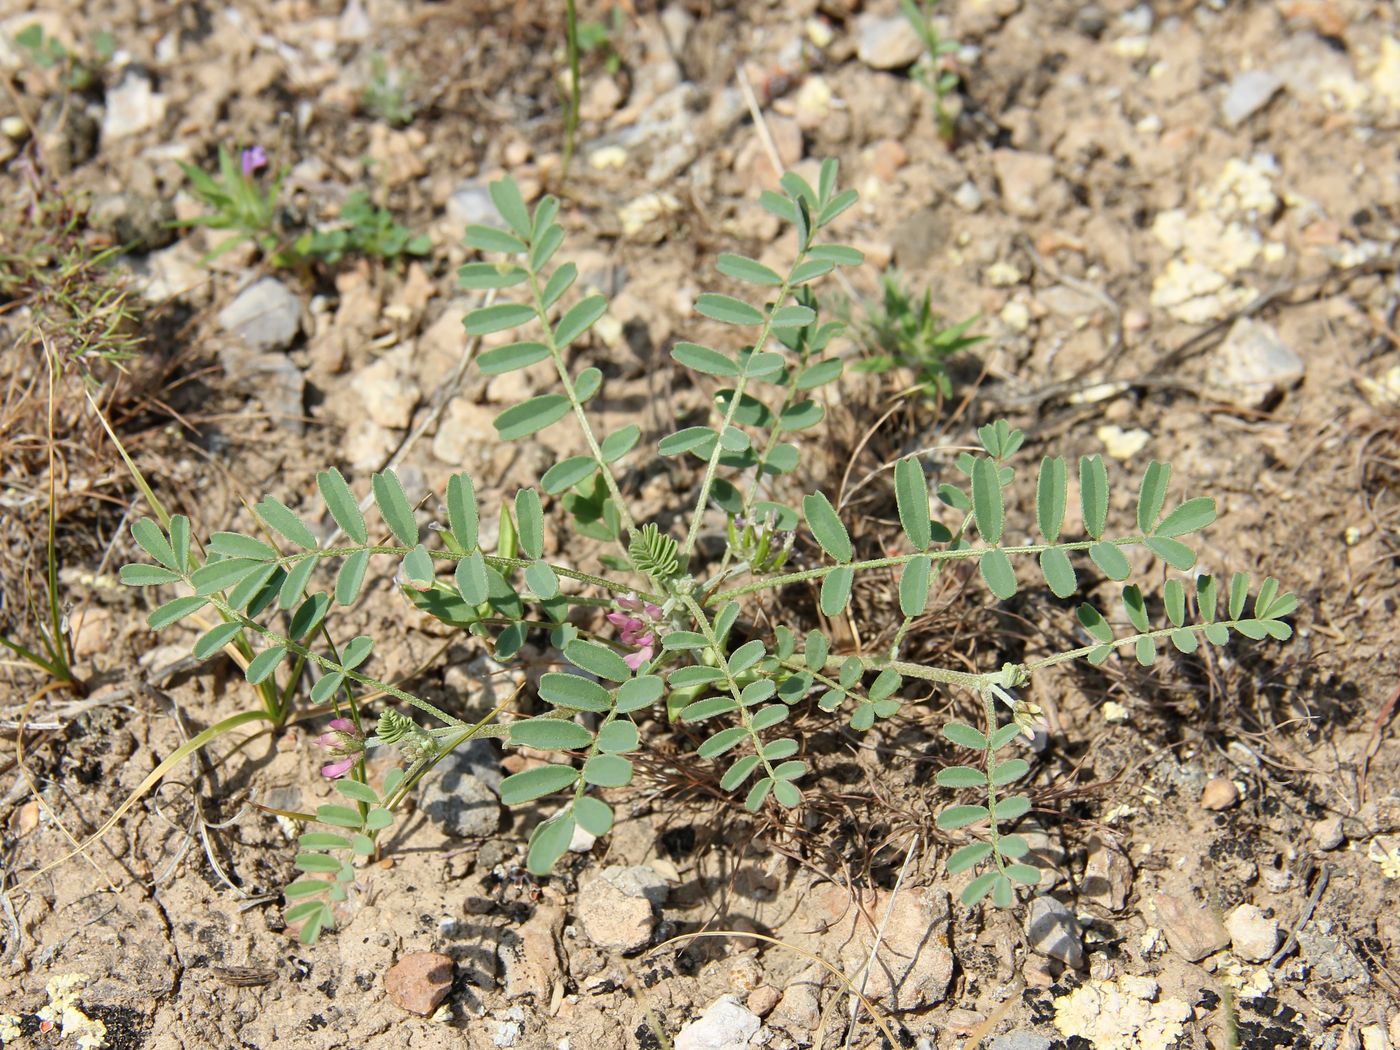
<box><xmin>745</xmin><ymin>986</ymin><xmax>780</xmax><ymax>1018</ymax></box>
<box><xmin>88</xmin><ymin>192</ymin><xmax>176</xmax><ymax>253</ymax></box>
<box><xmin>1083</xmin><ymin>839</ymin><xmax>1133</xmax><ymax>911</ymax></box>
<box><xmin>218</xmin><ymin>277</ymin><xmax>302</xmax><ymax>353</ymax></box>
<box><xmin>499</xmin><ymin>904</ymin><xmax>564</xmax><ymax>1001</ymax></box>
<box><xmin>771</xmin><ymin>964</ymin><xmax>823</xmax><ymax>1032</ymax></box>
<box><xmin>1200</xmin><ymin>777</ymin><xmax>1240</xmax><ymax>811</ymax></box>
<box><xmin>1215</xmin><ymin>318</ymin><xmax>1305</xmax><ymax>407</ymax></box>
<box><xmin>989</xmin><ymin>1034</ymin><xmax>1052</xmax><ymax>1050</ymax></box>
<box><xmin>102</xmin><ymin>72</ymin><xmax>166</xmax><ymax>139</ymax></box>
<box><xmin>1226</xmin><ymin>903</ymin><xmax>1279</xmax><ymax>962</ymax></box>
<box><xmin>1222</xmin><ymin>69</ymin><xmax>1282</xmax><ymax>127</ymax></box>
<box><xmin>351</xmin><ymin>348</ymin><xmax>420</xmax><ymax>430</ymax></box>
<box><xmin>420</xmin><ymin>740</ymin><xmax>502</xmax><ymax>835</ymax></box>
<box><xmin>1149</xmin><ymin>891</ymin><xmax>1229</xmax><ymax>962</ymax></box>
<box><xmin>1025</xmin><ymin>895</ymin><xmax>1084</xmax><ymax>969</ymax></box>
<box><xmin>1313</xmin><ymin>815</ymin><xmax>1346</xmax><ymax>851</ymax></box>
<box><xmin>674</xmin><ymin>994</ymin><xmax>761</xmax><ymax>1050</ymax></box>
<box><xmin>447</xmin><ymin>178</ymin><xmax>506</xmax><ymax>231</ymax></box>
<box><xmin>385</xmin><ymin>951</ymin><xmax>454</xmax><ymax>1016</ymax></box>
<box><xmin>855</xmin><ymin>14</ymin><xmax>925</xmax><ymax>70</ymax></box>
<box><xmin>1097</xmin><ymin>425</ymin><xmax>1150</xmax><ymax>460</ymax></box>
<box><xmin>992</xmin><ymin>149</ymin><xmax>1056</xmax><ymax>219</ymax></box>
<box><xmin>577</xmin><ymin>866</ymin><xmax>668</xmax><ymax>952</ymax></box>
<box><xmin>1298</xmin><ymin>920</ymin><xmax>1371</xmax><ymax>993</ymax></box>
<box><xmin>217</xmin><ymin>339</ymin><xmax>305</xmax><ymax>433</ymax></box>
<box><xmin>953</xmin><ymin>180</ymin><xmax>984</xmax><ymax>212</ymax></box>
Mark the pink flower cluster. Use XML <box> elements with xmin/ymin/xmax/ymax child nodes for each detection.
<box><xmin>607</xmin><ymin>594</ymin><xmax>665</xmax><ymax>671</ymax></box>
<box><xmin>316</xmin><ymin>717</ymin><xmax>364</xmax><ymax>779</ymax></box>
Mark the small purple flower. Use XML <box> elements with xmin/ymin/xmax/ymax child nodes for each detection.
<box><xmin>608</xmin><ymin>594</ymin><xmax>666</xmax><ymax>671</ymax></box>
<box><xmin>317</xmin><ymin>717</ymin><xmax>364</xmax><ymax>779</ymax></box>
<box><xmin>241</xmin><ymin>145</ymin><xmax>269</xmax><ymax>178</ymax></box>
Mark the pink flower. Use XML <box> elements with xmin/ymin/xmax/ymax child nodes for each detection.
<box><xmin>241</xmin><ymin>145</ymin><xmax>268</xmax><ymax>177</ymax></box>
<box><xmin>316</xmin><ymin>717</ymin><xmax>364</xmax><ymax>779</ymax></box>
<box><xmin>609</xmin><ymin>594</ymin><xmax>665</xmax><ymax>671</ymax></box>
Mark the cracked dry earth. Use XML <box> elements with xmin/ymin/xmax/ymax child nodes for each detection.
<box><xmin>3</xmin><ymin>0</ymin><xmax>1400</xmax><ymax>1048</ymax></box>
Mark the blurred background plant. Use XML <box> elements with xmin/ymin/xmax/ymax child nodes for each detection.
<box><xmin>296</xmin><ymin>189</ymin><xmax>431</xmax><ymax>266</ymax></box>
<box><xmin>899</xmin><ymin>0</ymin><xmax>962</xmax><ymax>142</ymax></box>
<box><xmin>13</xmin><ymin>23</ymin><xmax>114</xmax><ymax>93</ymax></box>
<box><xmin>838</xmin><ymin>269</ymin><xmax>984</xmax><ymax>404</ymax></box>
<box><xmin>362</xmin><ymin>53</ymin><xmax>416</xmax><ymax>127</ymax></box>
<box><xmin>175</xmin><ymin>144</ymin><xmax>287</xmax><ymax>263</ymax></box>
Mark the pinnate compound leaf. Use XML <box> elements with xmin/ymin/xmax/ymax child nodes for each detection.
<box><xmin>947</xmin><ymin>841</ymin><xmax>994</xmax><ymax>875</ymax></box>
<box><xmin>596</xmin><ymin>720</ymin><xmax>640</xmax><ymax>754</ymax></box>
<box><xmin>895</xmin><ymin>457</ymin><xmax>931</xmax><ymax>551</ymax></box>
<box><xmin>477</xmin><ymin>341</ymin><xmax>549</xmax><ymax>375</ymax></box>
<box><xmin>495</xmin><ymin>395</ymin><xmax>571</xmax><ymax>441</ymax></box>
<box><xmin>961</xmin><ymin>871</ymin><xmax>999</xmax><ymax>907</ymax></box>
<box><xmin>455</xmin><ymin>551</ymin><xmax>489</xmax><ymax>605</ymax></box>
<box><xmin>488</xmin><ymin>176</ymin><xmax>531</xmax><ymax>238</ymax></box>
<box><xmin>716</xmin><ymin>253</ymin><xmax>782</xmax><ymax>286</ymax></box>
<box><xmin>943</xmin><ymin>722</ymin><xmax>987</xmax><ymax>749</ymax></box>
<box><xmin>514</xmin><ymin>488</ymin><xmax>544</xmax><ymax>559</ymax></box>
<box><xmin>318</xmin><ymin>468</ymin><xmax>367</xmax><ymax>544</ymax></box>
<box><xmin>246</xmin><ymin>645</ymin><xmax>287</xmax><ymax>685</ymax></box>
<box><xmin>526</xmin><ymin>812</ymin><xmax>575</xmax><ymax>876</ymax></box>
<box><xmin>447</xmin><ymin>474</ymin><xmax>479</xmax><ymax>551</ymax></box>
<box><xmin>769</xmin><ymin>305</ymin><xmax>816</xmax><ymax>329</ymax></box>
<box><xmin>335</xmin><ymin>549</ymin><xmax>370</xmax><ymax>605</ymax></box>
<box><xmin>555</xmin><ymin>294</ymin><xmax>608</xmax><ymax>347</ymax></box>
<box><xmin>131</xmin><ymin>518</ymin><xmax>177</xmax><ymax>569</ymax></box>
<box><xmin>1080</xmin><ymin>455</ymin><xmax>1109</xmax><ymax>539</ymax></box>
<box><xmin>541</xmin><ymin>263</ymin><xmax>578</xmax><ymax>308</ymax></box>
<box><xmin>721</xmin><ymin>756</ymin><xmax>761</xmax><ymax>792</ymax></box>
<box><xmin>193</xmin><ymin>622</ymin><xmax>244</xmax><ymax>660</ymax></box>
<box><xmin>1145</xmin><ymin>536</ymin><xmax>1197</xmax><ymax>571</ymax></box>
<box><xmin>1039</xmin><ymin>548</ymin><xmax>1077</xmax><ymax>599</ymax></box>
<box><xmin>1089</xmin><ymin>541</ymin><xmax>1132</xmax><ymax>581</ymax></box>
<box><xmin>745</xmin><ymin>777</ymin><xmax>774</xmax><ymax>811</ymax></box>
<box><xmin>820</xmin><ymin>567</ymin><xmax>854</xmax><ymax>617</ymax></box>
<box><xmin>510</xmin><ymin>718</ymin><xmax>593</xmax><ymax>751</ymax></box>
<box><xmin>937</xmin><ymin>804</ymin><xmax>989</xmax><ymax>830</ymax></box>
<box><xmin>1137</xmin><ymin>461</ymin><xmax>1171</xmax><ymax>534</ymax></box>
<box><xmin>1077</xmin><ymin>602</ymin><xmax>1113</xmax><ymax>644</ymax></box>
<box><xmin>994</xmin><ymin>795</ymin><xmax>1031</xmax><ymax>821</ymax></box>
<box><xmin>120</xmin><ymin>564</ymin><xmax>181</xmax><ymax>586</ymax></box>
<box><xmin>542</xmin><ymin>456</ymin><xmax>595</xmax><ymax>494</ymax></box>
<box><xmin>465</xmin><ymin>225</ymin><xmax>526</xmax><ymax>254</ymax></box>
<box><xmin>583</xmin><ymin>754</ymin><xmax>632</xmax><ymax>787</ymax></box>
<box><xmin>803</xmin><ymin>492</ymin><xmax>852</xmax><ymax>562</ymax></box>
<box><xmin>972</xmin><ymin>458</ymin><xmax>1004</xmax><ymax>545</ymax></box>
<box><xmin>696</xmin><ymin>293</ymin><xmax>764</xmax><ymax>326</ymax></box>
<box><xmin>465</xmin><ymin>302</ymin><xmax>535</xmax><ymax>336</ymax></box>
<box><xmin>1155</xmin><ymin>497</ymin><xmax>1216</xmax><ymax>538</ymax></box>
<box><xmin>1174</xmin><ymin>628</ymin><xmax>1202</xmax><ymax>657</ymax></box>
<box><xmin>1006</xmin><ymin>863</ymin><xmax>1042</xmax><ymax>886</ymax></box>
<box><xmin>457</xmin><ymin>261</ymin><xmax>528</xmax><ymax>290</ymax></box>
<box><xmin>500</xmin><ymin>765</ymin><xmax>579</xmax><ymax>805</ymax></box>
<box><xmin>600</xmin><ymin>425</ymin><xmax>641</xmax><ymax>463</ymax></box>
<box><xmin>192</xmin><ymin>558</ymin><xmax>262</xmax><ymax>595</ymax></box>
<box><xmin>980</xmin><ymin>548</ymin><xmax>1017</xmax><ymax>600</ymax></box>
<box><xmin>671</xmin><ymin>342</ymin><xmax>737</xmax><ymax>376</ymax></box>
<box><xmin>372</xmin><ymin>470</ymin><xmax>417</xmax><ymax>546</ymax></box>
<box><xmin>539</xmin><ymin>672</ymin><xmax>612</xmax><ymax>712</ymax></box>
<box><xmin>575</xmin><ymin>796</ymin><xmax>614</xmax><ymax>837</ymax></box>
<box><xmin>937</xmin><ymin>765</ymin><xmax>988</xmax><ymax>788</ymax></box>
<box><xmin>564</xmin><ymin>639</ymin><xmax>632</xmax><ymax>682</ymax></box>
<box><xmin>1036</xmin><ymin>456</ymin><xmax>1067</xmax><ymax>542</ymax></box>
<box><xmin>256</xmin><ymin>498</ymin><xmax>319</xmax><ymax>550</ymax></box>
<box><xmin>1228</xmin><ymin>571</ymin><xmax>1249</xmax><ymax>619</ymax></box>
<box><xmin>900</xmin><ymin>555</ymin><xmax>931</xmax><ymax>617</ymax></box>
<box><xmin>991</xmin><ymin>758</ymin><xmax>1030</xmax><ymax>786</ymax></box>
<box><xmin>615</xmin><ymin>675</ymin><xmax>663</xmax><ymax>713</ymax></box>
<box><xmin>658</xmin><ymin>426</ymin><xmax>716</xmax><ymax>457</ymax></box>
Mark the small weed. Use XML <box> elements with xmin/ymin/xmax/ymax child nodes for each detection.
<box><xmin>842</xmin><ymin>269</ymin><xmax>984</xmax><ymax>403</ymax></box>
<box><xmin>12</xmin><ymin>23</ymin><xmax>114</xmax><ymax>93</ymax></box>
<box><xmin>577</xmin><ymin>7</ymin><xmax>625</xmax><ymax>76</ymax></box>
<box><xmin>898</xmin><ymin>0</ymin><xmax>962</xmax><ymax>141</ymax></box>
<box><xmin>362</xmin><ymin>53</ymin><xmax>416</xmax><ymax>127</ymax></box>
<box><xmin>297</xmin><ymin>190</ymin><xmax>431</xmax><ymax>266</ymax></box>
<box><xmin>175</xmin><ymin>144</ymin><xmax>286</xmax><ymax>263</ymax></box>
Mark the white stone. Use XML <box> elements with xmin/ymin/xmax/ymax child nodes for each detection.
<box><xmin>351</xmin><ymin>348</ymin><xmax>419</xmax><ymax>429</ymax></box>
<box><xmin>856</xmin><ymin>15</ymin><xmax>924</xmax><ymax>70</ymax></box>
<box><xmin>1226</xmin><ymin>904</ymin><xmax>1279</xmax><ymax>963</ymax></box>
<box><xmin>218</xmin><ymin>278</ymin><xmax>302</xmax><ymax>352</ymax></box>
<box><xmin>1222</xmin><ymin>69</ymin><xmax>1282</xmax><ymax>127</ymax></box>
<box><xmin>1215</xmin><ymin>318</ymin><xmax>1304</xmax><ymax>407</ymax></box>
<box><xmin>674</xmin><ymin>995</ymin><xmax>761</xmax><ymax>1050</ymax></box>
<box><xmin>102</xmin><ymin>73</ymin><xmax>166</xmax><ymax>139</ymax></box>
<box><xmin>1026</xmin><ymin>896</ymin><xmax>1084</xmax><ymax>969</ymax></box>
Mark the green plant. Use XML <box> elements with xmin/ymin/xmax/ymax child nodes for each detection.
<box><xmin>898</xmin><ymin>0</ymin><xmax>962</xmax><ymax>141</ymax></box>
<box><xmin>297</xmin><ymin>190</ymin><xmax>431</xmax><ymax>266</ymax></box>
<box><xmin>175</xmin><ymin>145</ymin><xmax>286</xmax><ymax>263</ymax></box>
<box><xmin>843</xmin><ymin>269</ymin><xmax>983</xmax><ymax>403</ymax></box>
<box><xmin>12</xmin><ymin>24</ymin><xmax>114</xmax><ymax>92</ymax></box>
<box><xmin>362</xmin><ymin>53</ymin><xmax>416</xmax><ymax>127</ymax></box>
<box><xmin>576</xmin><ymin>7</ymin><xmax>624</xmax><ymax>76</ymax></box>
<box><xmin>119</xmin><ymin>162</ymin><xmax>1295</xmax><ymax>941</ymax></box>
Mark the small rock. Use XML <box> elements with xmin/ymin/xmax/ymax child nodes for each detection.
<box><xmin>771</xmin><ymin>964</ymin><xmax>823</xmax><ymax>1031</ymax></box>
<box><xmin>37</xmin><ymin>96</ymin><xmax>98</xmax><ymax>174</ymax></box>
<box><xmin>989</xmin><ymin>1034</ymin><xmax>1052</xmax><ymax>1050</ymax></box>
<box><xmin>351</xmin><ymin>348</ymin><xmax>419</xmax><ymax>430</ymax></box>
<box><xmin>89</xmin><ymin>192</ymin><xmax>176</xmax><ymax>252</ymax></box>
<box><xmin>580</xmin><ymin>76</ymin><xmax>624</xmax><ymax>121</ymax></box>
<box><xmin>1025</xmin><ymin>896</ymin><xmax>1085</xmax><ymax>969</ymax></box>
<box><xmin>448</xmin><ymin>178</ymin><xmax>506</xmax><ymax>231</ymax></box>
<box><xmin>1313</xmin><ymin>816</ymin><xmax>1346</xmax><ymax>851</ymax></box>
<box><xmin>891</xmin><ymin>207</ymin><xmax>951</xmax><ymax>269</ymax></box>
<box><xmin>577</xmin><ymin>866</ymin><xmax>668</xmax><ymax>952</ymax></box>
<box><xmin>808</xmin><ymin>885</ymin><xmax>953</xmax><ymax>1009</ymax></box>
<box><xmin>674</xmin><ymin>994</ymin><xmax>761</xmax><ymax>1050</ymax></box>
<box><xmin>337</xmin><ymin>0</ymin><xmax>371</xmax><ymax>41</ymax></box>
<box><xmin>217</xmin><ymin>339</ymin><xmax>305</xmax><ymax>433</ymax></box>
<box><xmin>1298</xmin><ymin>920</ymin><xmax>1370</xmax><ymax>993</ymax></box>
<box><xmin>953</xmin><ymin>180</ymin><xmax>984</xmax><ymax>212</ymax></box>
<box><xmin>422</xmin><ymin>771</ymin><xmax>500</xmax><ymax>839</ymax></box>
<box><xmin>500</xmin><ymin>904</ymin><xmax>564</xmax><ymax>1000</ymax></box>
<box><xmin>1149</xmin><ymin>892</ymin><xmax>1229</xmax><ymax>962</ymax></box>
<box><xmin>102</xmin><ymin>72</ymin><xmax>166</xmax><ymax>140</ymax></box>
<box><xmin>1226</xmin><ymin>904</ymin><xmax>1279</xmax><ymax>963</ymax></box>
<box><xmin>1200</xmin><ymin>777</ymin><xmax>1240</xmax><ymax>811</ymax></box>
<box><xmin>1222</xmin><ymin>69</ymin><xmax>1282</xmax><ymax>127</ymax></box>
<box><xmin>1084</xmin><ymin>839</ymin><xmax>1133</xmax><ymax>911</ymax></box>
<box><xmin>856</xmin><ymin>14</ymin><xmax>924</xmax><ymax>70</ymax></box>
<box><xmin>1215</xmin><ymin>318</ymin><xmax>1304</xmax><ymax>407</ymax></box>
<box><xmin>793</xmin><ymin>75</ymin><xmax>834</xmax><ymax>130</ymax></box>
<box><xmin>992</xmin><ymin>149</ymin><xmax>1056</xmax><ymax>219</ymax></box>
<box><xmin>219</xmin><ymin>278</ymin><xmax>302</xmax><ymax>353</ymax></box>
<box><xmin>1072</xmin><ymin>3</ymin><xmax>1109</xmax><ymax>37</ymax></box>
<box><xmin>385</xmin><ymin>951</ymin><xmax>454</xmax><ymax>1016</ymax></box>
<box><xmin>745</xmin><ymin>986</ymin><xmax>780</xmax><ymax>1018</ymax></box>
<box><xmin>1097</xmin><ymin>425</ymin><xmax>1150</xmax><ymax>460</ymax></box>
